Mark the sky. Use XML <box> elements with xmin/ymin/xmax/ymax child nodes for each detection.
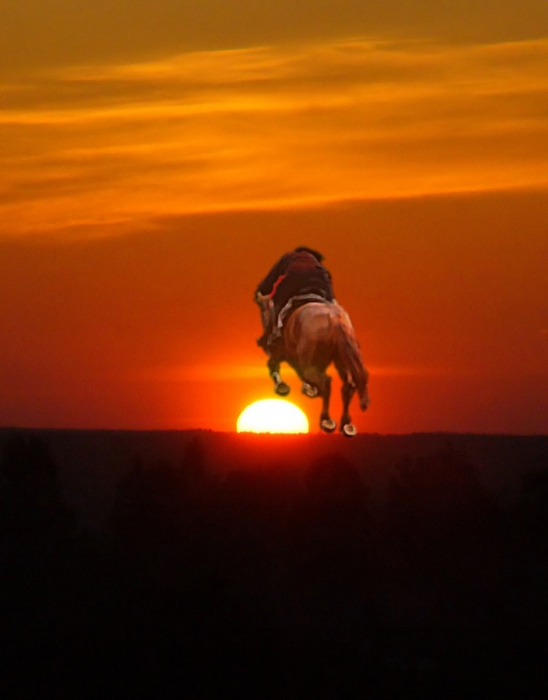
<box><xmin>1</xmin><ymin>1</ymin><xmax>547</xmax><ymax>433</ymax></box>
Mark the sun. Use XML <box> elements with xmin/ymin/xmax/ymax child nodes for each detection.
<box><xmin>237</xmin><ymin>399</ymin><xmax>309</xmax><ymax>434</ymax></box>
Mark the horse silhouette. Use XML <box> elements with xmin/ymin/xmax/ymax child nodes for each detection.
<box><xmin>259</xmin><ymin>299</ymin><xmax>370</xmax><ymax>436</ymax></box>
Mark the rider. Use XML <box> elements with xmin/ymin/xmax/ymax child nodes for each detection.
<box><xmin>255</xmin><ymin>246</ymin><xmax>335</xmax><ymax>350</ymax></box>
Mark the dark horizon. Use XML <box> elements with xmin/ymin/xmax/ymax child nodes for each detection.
<box><xmin>3</xmin><ymin>425</ymin><xmax>547</xmax><ymax>435</ymax></box>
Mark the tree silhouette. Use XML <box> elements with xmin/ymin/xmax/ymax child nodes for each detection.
<box><xmin>0</xmin><ymin>434</ymin><xmax>89</xmax><ymax>696</ymax></box>
<box><xmin>0</xmin><ymin>433</ymin><xmax>77</xmax><ymax>544</ymax></box>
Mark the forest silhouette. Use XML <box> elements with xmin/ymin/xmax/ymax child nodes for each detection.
<box><xmin>0</xmin><ymin>429</ymin><xmax>547</xmax><ymax>696</ymax></box>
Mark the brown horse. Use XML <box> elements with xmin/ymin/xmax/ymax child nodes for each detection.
<box><xmin>263</xmin><ymin>301</ymin><xmax>370</xmax><ymax>436</ymax></box>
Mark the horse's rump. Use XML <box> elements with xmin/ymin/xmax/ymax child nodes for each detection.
<box><xmin>265</xmin><ymin>298</ymin><xmax>370</xmax><ymax>433</ymax></box>
<box><xmin>284</xmin><ymin>302</ymin><xmax>336</xmax><ymax>367</ymax></box>
<box><xmin>285</xmin><ymin>303</ymin><xmax>368</xmax><ymax>400</ymax></box>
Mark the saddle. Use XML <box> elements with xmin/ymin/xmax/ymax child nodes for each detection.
<box><xmin>259</xmin><ymin>292</ymin><xmax>333</xmax><ymax>353</ymax></box>
<box><xmin>276</xmin><ymin>292</ymin><xmax>333</xmax><ymax>331</ymax></box>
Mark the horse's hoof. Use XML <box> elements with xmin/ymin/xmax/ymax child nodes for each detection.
<box><xmin>320</xmin><ymin>418</ymin><xmax>337</xmax><ymax>433</ymax></box>
<box><xmin>302</xmin><ymin>383</ymin><xmax>318</xmax><ymax>398</ymax></box>
<box><xmin>275</xmin><ymin>382</ymin><xmax>290</xmax><ymax>396</ymax></box>
<box><xmin>341</xmin><ymin>423</ymin><xmax>357</xmax><ymax>438</ymax></box>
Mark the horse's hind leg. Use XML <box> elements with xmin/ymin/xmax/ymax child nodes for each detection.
<box><xmin>267</xmin><ymin>355</ymin><xmax>290</xmax><ymax>396</ymax></box>
<box><xmin>302</xmin><ymin>368</ymin><xmax>336</xmax><ymax>433</ymax></box>
<box><xmin>338</xmin><ymin>368</ymin><xmax>357</xmax><ymax>437</ymax></box>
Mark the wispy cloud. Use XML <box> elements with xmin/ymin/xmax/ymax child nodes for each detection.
<box><xmin>2</xmin><ymin>38</ymin><xmax>548</xmax><ymax>237</ymax></box>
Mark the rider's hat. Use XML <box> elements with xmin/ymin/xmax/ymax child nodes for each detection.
<box><xmin>294</xmin><ymin>246</ymin><xmax>324</xmax><ymax>262</ymax></box>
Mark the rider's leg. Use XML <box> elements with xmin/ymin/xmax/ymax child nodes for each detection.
<box><xmin>257</xmin><ymin>296</ymin><xmax>286</xmax><ymax>350</ymax></box>
<box><xmin>266</xmin><ymin>301</ymin><xmax>284</xmax><ymax>349</ymax></box>
<box><xmin>267</xmin><ymin>281</ymin><xmax>296</xmax><ymax>345</ymax></box>
<box><xmin>257</xmin><ymin>300</ymin><xmax>273</xmax><ymax>349</ymax></box>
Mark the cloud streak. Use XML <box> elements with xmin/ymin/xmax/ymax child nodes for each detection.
<box><xmin>1</xmin><ymin>38</ymin><xmax>548</xmax><ymax>237</ymax></box>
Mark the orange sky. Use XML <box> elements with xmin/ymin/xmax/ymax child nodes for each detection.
<box><xmin>1</xmin><ymin>2</ymin><xmax>547</xmax><ymax>433</ymax></box>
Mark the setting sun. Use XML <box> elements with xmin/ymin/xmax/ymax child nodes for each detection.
<box><xmin>237</xmin><ymin>399</ymin><xmax>309</xmax><ymax>434</ymax></box>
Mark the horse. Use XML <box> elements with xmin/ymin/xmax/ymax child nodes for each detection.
<box><xmin>260</xmin><ymin>299</ymin><xmax>370</xmax><ymax>436</ymax></box>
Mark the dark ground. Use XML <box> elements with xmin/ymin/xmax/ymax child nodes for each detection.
<box><xmin>1</xmin><ymin>429</ymin><xmax>547</xmax><ymax>697</ymax></box>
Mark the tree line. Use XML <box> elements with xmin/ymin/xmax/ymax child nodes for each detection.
<box><xmin>1</xmin><ymin>433</ymin><xmax>547</xmax><ymax>696</ymax></box>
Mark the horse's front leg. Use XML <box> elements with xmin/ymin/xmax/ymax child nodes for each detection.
<box><xmin>267</xmin><ymin>355</ymin><xmax>290</xmax><ymax>396</ymax></box>
<box><xmin>339</xmin><ymin>375</ymin><xmax>357</xmax><ymax>437</ymax></box>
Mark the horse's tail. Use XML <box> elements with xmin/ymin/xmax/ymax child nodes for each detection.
<box><xmin>334</xmin><ymin>317</ymin><xmax>370</xmax><ymax>410</ymax></box>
